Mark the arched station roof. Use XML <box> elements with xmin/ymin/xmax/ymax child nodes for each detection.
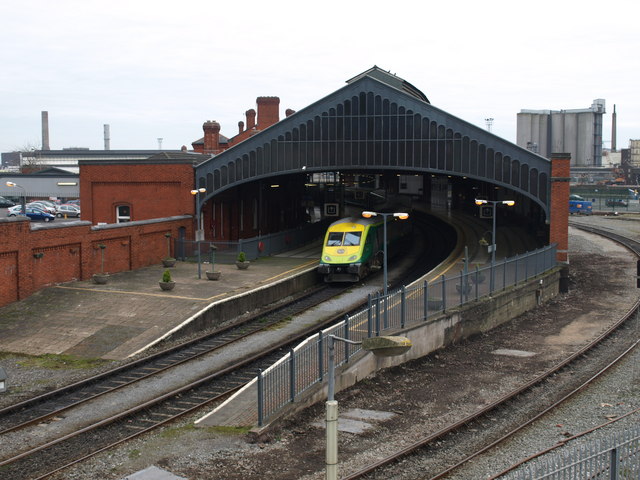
<box><xmin>194</xmin><ymin>67</ymin><xmax>551</xmax><ymax>217</ymax></box>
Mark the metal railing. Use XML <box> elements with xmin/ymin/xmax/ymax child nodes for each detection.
<box><xmin>501</xmin><ymin>425</ymin><xmax>640</xmax><ymax>479</ymax></box>
<box><xmin>253</xmin><ymin>244</ymin><xmax>557</xmax><ymax>426</ymax></box>
<box><xmin>174</xmin><ymin>220</ymin><xmax>330</xmax><ymax>264</ymax></box>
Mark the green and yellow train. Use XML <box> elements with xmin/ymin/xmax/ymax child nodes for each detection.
<box><xmin>317</xmin><ymin>215</ymin><xmax>411</xmax><ymax>282</ymax></box>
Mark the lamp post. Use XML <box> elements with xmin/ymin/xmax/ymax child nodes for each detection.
<box><xmin>361</xmin><ymin>211</ymin><xmax>409</xmax><ymax>296</ymax></box>
<box><xmin>6</xmin><ymin>181</ymin><xmax>26</xmax><ymax>213</ymax></box>
<box><xmin>326</xmin><ymin>334</ymin><xmax>412</xmax><ymax>480</ymax></box>
<box><xmin>474</xmin><ymin>199</ymin><xmax>515</xmax><ymax>291</ymax></box>
<box><xmin>190</xmin><ymin>187</ymin><xmax>206</xmax><ymax>241</ymax></box>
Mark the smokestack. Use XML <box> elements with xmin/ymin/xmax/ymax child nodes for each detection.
<box><xmin>611</xmin><ymin>105</ymin><xmax>617</xmax><ymax>152</ymax></box>
<box><xmin>104</xmin><ymin>124</ymin><xmax>111</xmax><ymax>150</ymax></box>
<box><xmin>41</xmin><ymin>111</ymin><xmax>50</xmax><ymax>150</ymax></box>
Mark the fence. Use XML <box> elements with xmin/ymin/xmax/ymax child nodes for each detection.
<box><xmin>254</xmin><ymin>243</ymin><xmax>558</xmax><ymax>426</ymax></box>
<box><xmin>174</xmin><ymin>219</ymin><xmax>330</xmax><ymax>264</ymax></box>
<box><xmin>501</xmin><ymin>425</ymin><xmax>640</xmax><ymax>479</ymax></box>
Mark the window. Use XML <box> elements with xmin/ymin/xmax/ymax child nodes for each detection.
<box><xmin>116</xmin><ymin>205</ymin><xmax>130</xmax><ymax>223</ymax></box>
<box><xmin>343</xmin><ymin>232</ymin><xmax>361</xmax><ymax>246</ymax></box>
<box><xmin>327</xmin><ymin>232</ymin><xmax>343</xmax><ymax>246</ymax></box>
<box><xmin>326</xmin><ymin>231</ymin><xmax>362</xmax><ymax>246</ymax></box>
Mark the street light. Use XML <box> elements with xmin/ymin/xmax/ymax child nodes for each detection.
<box><xmin>474</xmin><ymin>199</ymin><xmax>515</xmax><ymax>291</ymax></box>
<box><xmin>6</xmin><ymin>181</ymin><xmax>26</xmax><ymax>213</ymax></box>
<box><xmin>190</xmin><ymin>187</ymin><xmax>206</xmax><ymax>241</ymax></box>
<box><xmin>326</xmin><ymin>334</ymin><xmax>412</xmax><ymax>480</ymax></box>
<box><xmin>361</xmin><ymin>211</ymin><xmax>409</xmax><ymax>296</ymax></box>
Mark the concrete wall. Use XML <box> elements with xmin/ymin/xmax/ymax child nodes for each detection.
<box><xmin>153</xmin><ymin>269</ymin><xmax>321</xmax><ymax>346</ymax></box>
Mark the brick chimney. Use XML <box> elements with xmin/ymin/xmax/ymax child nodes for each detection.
<box><xmin>257</xmin><ymin>96</ymin><xmax>280</xmax><ymax>128</ymax></box>
<box><xmin>238</xmin><ymin>121</ymin><xmax>244</xmax><ymax>134</ymax></box>
<box><xmin>246</xmin><ymin>109</ymin><xmax>256</xmax><ymax>130</ymax></box>
<box><xmin>285</xmin><ymin>108</ymin><xmax>296</xmax><ymax>117</ymax></box>
<box><xmin>203</xmin><ymin>120</ymin><xmax>220</xmax><ymax>153</ymax></box>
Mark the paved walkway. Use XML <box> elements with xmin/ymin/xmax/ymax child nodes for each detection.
<box><xmin>0</xmin><ymin>252</ymin><xmax>319</xmax><ymax>361</ymax></box>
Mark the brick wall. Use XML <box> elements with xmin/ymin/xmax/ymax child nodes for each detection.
<box><xmin>80</xmin><ymin>160</ymin><xmax>195</xmax><ymax>224</ymax></box>
<box><xmin>0</xmin><ymin>216</ymin><xmax>191</xmax><ymax>308</ymax></box>
<box><xmin>550</xmin><ymin>153</ymin><xmax>571</xmax><ymax>263</ymax></box>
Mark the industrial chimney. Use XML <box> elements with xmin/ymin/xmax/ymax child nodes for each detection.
<box><xmin>104</xmin><ymin>124</ymin><xmax>111</xmax><ymax>150</ymax></box>
<box><xmin>611</xmin><ymin>105</ymin><xmax>617</xmax><ymax>152</ymax></box>
<box><xmin>41</xmin><ymin>111</ymin><xmax>50</xmax><ymax>150</ymax></box>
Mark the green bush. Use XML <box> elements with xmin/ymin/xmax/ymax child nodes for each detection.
<box><xmin>162</xmin><ymin>269</ymin><xmax>172</xmax><ymax>283</ymax></box>
<box><xmin>237</xmin><ymin>251</ymin><xmax>246</xmax><ymax>262</ymax></box>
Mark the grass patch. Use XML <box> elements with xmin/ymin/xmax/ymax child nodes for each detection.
<box><xmin>160</xmin><ymin>424</ymin><xmax>198</xmax><ymax>439</ymax></box>
<box><xmin>128</xmin><ymin>449</ymin><xmax>142</xmax><ymax>459</ymax></box>
<box><xmin>17</xmin><ymin>354</ymin><xmax>107</xmax><ymax>370</ymax></box>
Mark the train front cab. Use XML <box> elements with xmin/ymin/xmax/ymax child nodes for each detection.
<box><xmin>318</xmin><ymin>218</ymin><xmax>377</xmax><ymax>282</ymax></box>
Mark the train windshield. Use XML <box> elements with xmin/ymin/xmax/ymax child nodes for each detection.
<box><xmin>326</xmin><ymin>231</ymin><xmax>362</xmax><ymax>246</ymax></box>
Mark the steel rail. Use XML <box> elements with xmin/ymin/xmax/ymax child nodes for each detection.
<box><xmin>0</xmin><ymin>217</ymin><xmax>440</xmax><ymax>479</ymax></box>
<box><xmin>431</xmin><ymin>340</ymin><xmax>639</xmax><ymax>480</ymax></box>
<box><xmin>343</xmin><ymin>224</ymin><xmax>640</xmax><ymax>480</ymax></box>
<box><xmin>0</xmin><ymin>283</ymin><xmax>338</xmax><ymax>436</ymax></box>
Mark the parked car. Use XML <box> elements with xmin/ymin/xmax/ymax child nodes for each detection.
<box><xmin>6</xmin><ymin>205</ymin><xmax>23</xmax><ymax>216</ymax></box>
<box><xmin>66</xmin><ymin>199</ymin><xmax>80</xmax><ymax>205</ymax></box>
<box><xmin>27</xmin><ymin>201</ymin><xmax>56</xmax><ymax>214</ymax></box>
<box><xmin>0</xmin><ymin>196</ymin><xmax>15</xmax><ymax>207</ymax></box>
<box><xmin>7</xmin><ymin>205</ymin><xmax>55</xmax><ymax>222</ymax></box>
<box><xmin>23</xmin><ymin>208</ymin><xmax>55</xmax><ymax>222</ymax></box>
<box><xmin>605</xmin><ymin>199</ymin><xmax>628</xmax><ymax>207</ymax></box>
<box><xmin>56</xmin><ymin>204</ymin><xmax>81</xmax><ymax>217</ymax></box>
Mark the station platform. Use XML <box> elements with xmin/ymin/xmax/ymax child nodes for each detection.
<box><xmin>0</xmin><ymin>210</ymin><xmax>533</xmax><ymax>362</ymax></box>
<box><xmin>0</xmin><ymin>248</ymin><xmax>320</xmax><ymax>361</ymax></box>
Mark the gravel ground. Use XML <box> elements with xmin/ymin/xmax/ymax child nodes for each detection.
<box><xmin>2</xmin><ymin>216</ymin><xmax>639</xmax><ymax>480</ymax></box>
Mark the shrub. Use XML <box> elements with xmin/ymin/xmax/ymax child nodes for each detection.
<box><xmin>237</xmin><ymin>251</ymin><xmax>246</xmax><ymax>262</ymax></box>
<box><xmin>162</xmin><ymin>269</ymin><xmax>172</xmax><ymax>283</ymax></box>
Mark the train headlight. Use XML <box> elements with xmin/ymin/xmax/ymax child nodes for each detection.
<box><xmin>323</xmin><ymin>255</ymin><xmax>332</xmax><ymax>262</ymax></box>
<box><xmin>348</xmin><ymin>255</ymin><xmax>358</xmax><ymax>261</ymax></box>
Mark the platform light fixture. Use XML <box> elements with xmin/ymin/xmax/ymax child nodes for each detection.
<box><xmin>474</xmin><ymin>199</ymin><xmax>515</xmax><ymax>291</ymax></box>
<box><xmin>6</xmin><ymin>181</ymin><xmax>26</xmax><ymax>212</ymax></box>
<box><xmin>191</xmin><ymin>187</ymin><xmax>206</xmax><ymax>241</ymax></box>
<box><xmin>325</xmin><ymin>335</ymin><xmax>411</xmax><ymax>480</ymax></box>
<box><xmin>361</xmin><ymin>211</ymin><xmax>409</xmax><ymax>296</ymax></box>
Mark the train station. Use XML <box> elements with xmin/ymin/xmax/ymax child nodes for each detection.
<box><xmin>3</xmin><ymin>67</ymin><xmax>635</xmax><ymax>480</ymax></box>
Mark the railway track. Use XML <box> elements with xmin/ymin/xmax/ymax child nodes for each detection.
<box><xmin>341</xmin><ymin>222</ymin><xmax>640</xmax><ymax>479</ymax></box>
<box><xmin>0</xmin><ymin>281</ymin><xmax>358</xmax><ymax>479</ymax></box>
<box><xmin>0</xmin><ymin>214</ymin><xmax>448</xmax><ymax>480</ymax></box>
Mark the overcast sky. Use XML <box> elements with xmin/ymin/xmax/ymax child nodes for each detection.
<box><xmin>1</xmin><ymin>0</ymin><xmax>637</xmax><ymax>154</ymax></box>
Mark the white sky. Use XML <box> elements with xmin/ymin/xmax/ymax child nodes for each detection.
<box><xmin>1</xmin><ymin>0</ymin><xmax>638</xmax><ymax>153</ymax></box>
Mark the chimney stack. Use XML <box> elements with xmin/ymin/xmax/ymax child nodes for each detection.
<box><xmin>203</xmin><ymin>120</ymin><xmax>221</xmax><ymax>153</ymax></box>
<box><xmin>611</xmin><ymin>105</ymin><xmax>617</xmax><ymax>152</ymax></box>
<box><xmin>246</xmin><ymin>109</ymin><xmax>256</xmax><ymax>130</ymax></box>
<box><xmin>104</xmin><ymin>124</ymin><xmax>111</xmax><ymax>150</ymax></box>
<box><xmin>257</xmin><ymin>96</ymin><xmax>280</xmax><ymax>128</ymax></box>
<box><xmin>238</xmin><ymin>121</ymin><xmax>244</xmax><ymax>134</ymax></box>
<box><xmin>41</xmin><ymin>111</ymin><xmax>50</xmax><ymax>150</ymax></box>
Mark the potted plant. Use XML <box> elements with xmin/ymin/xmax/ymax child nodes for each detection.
<box><xmin>92</xmin><ymin>244</ymin><xmax>109</xmax><ymax>284</ymax></box>
<box><xmin>235</xmin><ymin>251</ymin><xmax>250</xmax><ymax>270</ymax></box>
<box><xmin>159</xmin><ymin>269</ymin><xmax>175</xmax><ymax>291</ymax></box>
<box><xmin>205</xmin><ymin>245</ymin><xmax>221</xmax><ymax>280</ymax></box>
<box><xmin>162</xmin><ymin>232</ymin><xmax>176</xmax><ymax>267</ymax></box>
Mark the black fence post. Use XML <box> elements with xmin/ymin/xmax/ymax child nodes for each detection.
<box><xmin>289</xmin><ymin>349</ymin><xmax>295</xmax><ymax>403</ymax></box>
<box><xmin>257</xmin><ymin>369</ymin><xmax>264</xmax><ymax>427</ymax></box>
